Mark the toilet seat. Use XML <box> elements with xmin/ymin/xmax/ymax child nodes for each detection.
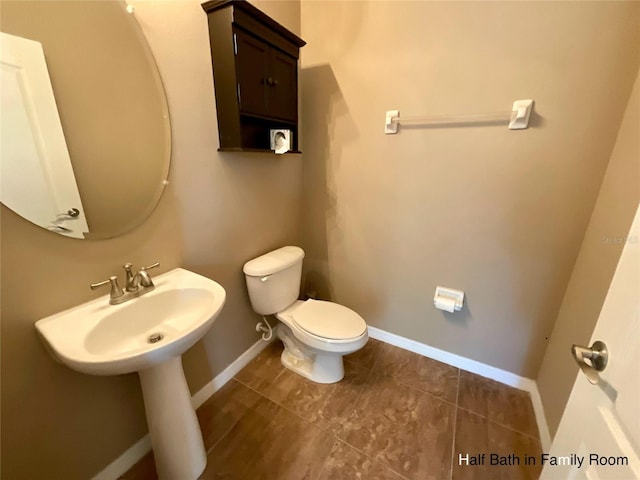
<box><xmin>291</xmin><ymin>299</ymin><xmax>367</xmax><ymax>340</ymax></box>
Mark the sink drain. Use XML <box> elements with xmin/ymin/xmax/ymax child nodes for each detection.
<box><xmin>148</xmin><ymin>333</ymin><xmax>164</xmax><ymax>344</ymax></box>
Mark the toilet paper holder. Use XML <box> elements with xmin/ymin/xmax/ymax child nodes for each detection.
<box><xmin>270</xmin><ymin>129</ymin><xmax>291</xmax><ymax>154</ymax></box>
<box><xmin>434</xmin><ymin>286</ymin><xmax>464</xmax><ymax>312</ymax></box>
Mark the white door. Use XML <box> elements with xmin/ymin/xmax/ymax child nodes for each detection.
<box><xmin>541</xmin><ymin>203</ymin><xmax>640</xmax><ymax>480</ymax></box>
<box><xmin>0</xmin><ymin>32</ymin><xmax>88</xmax><ymax>238</ymax></box>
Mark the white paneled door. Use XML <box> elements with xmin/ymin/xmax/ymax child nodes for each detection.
<box><xmin>541</xmin><ymin>203</ymin><xmax>640</xmax><ymax>480</ymax></box>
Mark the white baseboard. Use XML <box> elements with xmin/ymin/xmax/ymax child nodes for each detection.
<box><xmin>367</xmin><ymin>326</ymin><xmax>551</xmax><ymax>450</ymax></box>
<box><xmin>91</xmin><ymin>338</ymin><xmax>272</xmax><ymax>480</ymax></box>
<box><xmin>92</xmin><ymin>435</ymin><xmax>152</xmax><ymax>480</ymax></box>
<box><xmin>527</xmin><ymin>382</ymin><xmax>551</xmax><ymax>451</ymax></box>
<box><xmin>191</xmin><ymin>337</ymin><xmax>272</xmax><ymax>409</ymax></box>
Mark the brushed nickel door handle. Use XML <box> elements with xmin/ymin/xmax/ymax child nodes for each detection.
<box><xmin>571</xmin><ymin>340</ymin><xmax>608</xmax><ymax>385</ymax></box>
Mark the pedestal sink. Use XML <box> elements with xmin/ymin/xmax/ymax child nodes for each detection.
<box><xmin>35</xmin><ymin>268</ymin><xmax>226</xmax><ymax>480</ymax></box>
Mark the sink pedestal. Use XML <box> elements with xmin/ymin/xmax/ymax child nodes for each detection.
<box><xmin>138</xmin><ymin>356</ymin><xmax>206</xmax><ymax>480</ymax></box>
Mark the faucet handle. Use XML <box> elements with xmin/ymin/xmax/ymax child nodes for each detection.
<box><xmin>139</xmin><ymin>262</ymin><xmax>160</xmax><ymax>288</ymax></box>
<box><xmin>141</xmin><ymin>262</ymin><xmax>160</xmax><ymax>272</ymax></box>
<box><xmin>90</xmin><ymin>275</ymin><xmax>124</xmax><ymax>303</ymax></box>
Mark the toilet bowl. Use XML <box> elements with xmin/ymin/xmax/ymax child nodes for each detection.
<box><xmin>275</xmin><ymin>299</ymin><xmax>368</xmax><ymax>383</ymax></box>
<box><xmin>243</xmin><ymin>246</ymin><xmax>368</xmax><ymax>383</ymax></box>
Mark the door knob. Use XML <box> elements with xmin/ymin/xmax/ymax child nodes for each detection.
<box><xmin>55</xmin><ymin>208</ymin><xmax>80</xmax><ymax>221</ymax></box>
<box><xmin>571</xmin><ymin>340</ymin><xmax>608</xmax><ymax>385</ymax></box>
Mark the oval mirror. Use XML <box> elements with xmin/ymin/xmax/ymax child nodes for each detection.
<box><xmin>0</xmin><ymin>1</ymin><xmax>170</xmax><ymax>240</ymax></box>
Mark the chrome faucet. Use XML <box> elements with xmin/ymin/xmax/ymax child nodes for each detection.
<box><xmin>123</xmin><ymin>262</ymin><xmax>160</xmax><ymax>292</ymax></box>
<box><xmin>90</xmin><ymin>262</ymin><xmax>160</xmax><ymax>305</ymax></box>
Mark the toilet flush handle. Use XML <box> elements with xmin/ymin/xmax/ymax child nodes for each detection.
<box><xmin>260</xmin><ymin>275</ymin><xmax>271</xmax><ymax>283</ymax></box>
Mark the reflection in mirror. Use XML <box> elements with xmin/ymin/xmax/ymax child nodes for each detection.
<box><xmin>0</xmin><ymin>1</ymin><xmax>171</xmax><ymax>240</ymax></box>
<box><xmin>1</xmin><ymin>32</ymin><xmax>88</xmax><ymax>238</ymax></box>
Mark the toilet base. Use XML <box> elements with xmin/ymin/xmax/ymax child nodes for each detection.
<box><xmin>277</xmin><ymin>325</ymin><xmax>345</xmax><ymax>384</ymax></box>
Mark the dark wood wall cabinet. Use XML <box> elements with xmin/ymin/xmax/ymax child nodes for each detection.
<box><xmin>202</xmin><ymin>0</ymin><xmax>306</xmax><ymax>153</ymax></box>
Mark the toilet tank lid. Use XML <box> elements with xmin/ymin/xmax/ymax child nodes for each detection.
<box><xmin>243</xmin><ymin>246</ymin><xmax>305</xmax><ymax>277</ymax></box>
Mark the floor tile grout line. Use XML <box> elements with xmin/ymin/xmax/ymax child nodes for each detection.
<box><xmin>333</xmin><ymin>437</ymin><xmax>413</xmax><ymax>480</ymax></box>
<box><xmin>367</xmin><ymin>367</ymin><xmax>460</xmax><ymax>409</ymax></box>
<box><xmin>232</xmin><ymin>374</ymin><xmax>339</xmax><ymax>437</ymax></box>
<box><xmin>205</xmin><ymin>420</ymin><xmax>238</xmax><ymax>456</ymax></box>
<box><xmin>360</xmin><ymin>343</ymin><xmax>462</xmax><ymax>407</ymax></box>
<box><xmin>455</xmin><ymin>404</ymin><xmax>542</xmax><ymax>442</ymax></box>
<box><xmin>449</xmin><ymin>368</ymin><xmax>461</xmax><ymax>480</ymax></box>
<box><xmin>272</xmin><ymin>366</ymin><xmax>287</xmax><ymax>383</ymax></box>
<box><xmin>342</xmin><ymin>362</ymin><xmax>372</xmax><ymax>417</ymax></box>
<box><xmin>203</xmin><ymin>377</ymin><xmax>266</xmax><ymax>456</ymax></box>
<box><xmin>310</xmin><ymin>456</ymin><xmax>330</xmax><ymax>480</ymax></box>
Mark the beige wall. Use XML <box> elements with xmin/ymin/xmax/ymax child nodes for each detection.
<box><xmin>300</xmin><ymin>1</ymin><xmax>639</xmax><ymax>378</ymax></box>
<box><xmin>537</xmin><ymin>73</ymin><xmax>640</xmax><ymax>438</ymax></box>
<box><xmin>0</xmin><ymin>1</ymin><xmax>301</xmax><ymax>479</ymax></box>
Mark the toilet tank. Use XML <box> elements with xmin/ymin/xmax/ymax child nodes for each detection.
<box><xmin>243</xmin><ymin>246</ymin><xmax>304</xmax><ymax>315</ymax></box>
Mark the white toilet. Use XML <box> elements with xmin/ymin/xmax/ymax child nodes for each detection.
<box><xmin>243</xmin><ymin>246</ymin><xmax>368</xmax><ymax>383</ymax></box>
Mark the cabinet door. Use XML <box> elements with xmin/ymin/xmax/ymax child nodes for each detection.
<box><xmin>234</xmin><ymin>28</ymin><xmax>269</xmax><ymax>117</ymax></box>
<box><xmin>267</xmin><ymin>48</ymin><xmax>297</xmax><ymax>122</ymax></box>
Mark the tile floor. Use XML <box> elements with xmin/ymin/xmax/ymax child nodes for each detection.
<box><xmin>121</xmin><ymin>339</ymin><xmax>542</xmax><ymax>480</ymax></box>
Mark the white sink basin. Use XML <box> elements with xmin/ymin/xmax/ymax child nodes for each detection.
<box><xmin>36</xmin><ymin>268</ymin><xmax>226</xmax><ymax>375</ymax></box>
<box><xmin>35</xmin><ymin>267</ymin><xmax>226</xmax><ymax>480</ymax></box>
